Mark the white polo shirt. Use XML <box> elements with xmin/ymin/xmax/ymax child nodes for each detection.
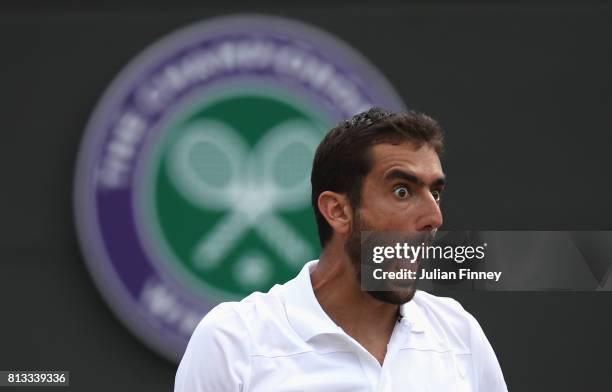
<box><xmin>175</xmin><ymin>260</ymin><xmax>507</xmax><ymax>392</ymax></box>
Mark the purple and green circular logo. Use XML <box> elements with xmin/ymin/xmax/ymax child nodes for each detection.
<box><xmin>74</xmin><ymin>14</ymin><xmax>406</xmax><ymax>361</ymax></box>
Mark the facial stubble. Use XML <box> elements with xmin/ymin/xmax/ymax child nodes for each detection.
<box><xmin>344</xmin><ymin>211</ymin><xmax>420</xmax><ymax>305</ymax></box>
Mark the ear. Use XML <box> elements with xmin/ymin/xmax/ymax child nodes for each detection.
<box><xmin>317</xmin><ymin>191</ymin><xmax>352</xmax><ymax>236</ymax></box>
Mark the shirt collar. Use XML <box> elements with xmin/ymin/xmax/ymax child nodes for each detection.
<box><xmin>282</xmin><ymin>259</ymin><xmax>426</xmax><ymax>341</ymax></box>
<box><xmin>399</xmin><ymin>295</ymin><xmax>426</xmax><ymax>333</ymax></box>
<box><xmin>282</xmin><ymin>260</ymin><xmax>344</xmax><ymax>341</ymax></box>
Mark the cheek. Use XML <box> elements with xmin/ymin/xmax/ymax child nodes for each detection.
<box><xmin>360</xmin><ymin>204</ymin><xmax>410</xmax><ymax>229</ymax></box>
<box><xmin>365</xmin><ymin>192</ymin><xmax>395</xmax><ymax>211</ymax></box>
<box><xmin>366</xmin><ymin>199</ymin><xmax>421</xmax><ymax>230</ymax></box>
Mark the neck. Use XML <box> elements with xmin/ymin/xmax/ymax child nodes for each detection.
<box><xmin>311</xmin><ymin>242</ymin><xmax>399</xmax><ymax>359</ymax></box>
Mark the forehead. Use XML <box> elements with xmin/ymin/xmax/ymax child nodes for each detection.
<box><xmin>367</xmin><ymin>142</ymin><xmax>444</xmax><ymax>181</ymax></box>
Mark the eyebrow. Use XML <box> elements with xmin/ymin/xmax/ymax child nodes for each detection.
<box><xmin>383</xmin><ymin>169</ymin><xmax>446</xmax><ymax>188</ymax></box>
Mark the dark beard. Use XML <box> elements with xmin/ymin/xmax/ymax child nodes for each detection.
<box><xmin>344</xmin><ymin>211</ymin><xmax>420</xmax><ymax>305</ymax></box>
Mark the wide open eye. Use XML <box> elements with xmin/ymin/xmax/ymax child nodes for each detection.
<box><xmin>392</xmin><ymin>186</ymin><xmax>410</xmax><ymax>200</ymax></box>
<box><xmin>431</xmin><ymin>190</ymin><xmax>442</xmax><ymax>203</ymax></box>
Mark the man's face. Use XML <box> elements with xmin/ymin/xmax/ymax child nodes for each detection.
<box><xmin>345</xmin><ymin>142</ymin><xmax>445</xmax><ymax>304</ymax></box>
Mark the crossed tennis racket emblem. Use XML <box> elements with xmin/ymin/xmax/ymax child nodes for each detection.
<box><xmin>168</xmin><ymin>119</ymin><xmax>321</xmax><ymax>271</ymax></box>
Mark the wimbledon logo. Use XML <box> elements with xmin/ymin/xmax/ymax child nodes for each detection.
<box><xmin>73</xmin><ymin>14</ymin><xmax>406</xmax><ymax>361</ymax></box>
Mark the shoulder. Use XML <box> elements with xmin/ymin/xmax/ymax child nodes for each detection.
<box><xmin>177</xmin><ymin>300</ymin><xmax>255</xmax><ymax>366</ymax></box>
<box><xmin>175</xmin><ymin>289</ymin><xmax>285</xmax><ymax>392</ymax></box>
<box><xmin>175</xmin><ymin>300</ymin><xmax>252</xmax><ymax>391</ymax></box>
<box><xmin>186</xmin><ymin>283</ymin><xmax>294</xmax><ymax>354</ymax></box>
<box><xmin>191</xmin><ymin>300</ymin><xmax>253</xmax><ymax>343</ymax></box>
<box><xmin>190</xmin><ymin>287</ymin><xmax>281</xmax><ymax>345</ymax></box>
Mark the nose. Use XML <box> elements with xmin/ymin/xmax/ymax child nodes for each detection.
<box><xmin>415</xmin><ymin>192</ymin><xmax>443</xmax><ymax>232</ymax></box>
